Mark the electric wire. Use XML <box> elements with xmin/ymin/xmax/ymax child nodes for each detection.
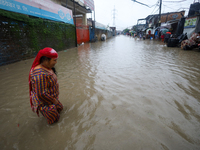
<box><xmin>176</xmin><ymin>7</ymin><xmax>189</xmax><ymax>11</ymax></box>
<box><xmin>163</xmin><ymin>4</ymin><xmax>175</xmax><ymax>10</ymax></box>
<box><xmin>163</xmin><ymin>0</ymin><xmax>187</xmax><ymax>2</ymax></box>
<box><xmin>131</xmin><ymin>0</ymin><xmax>161</xmax><ymax>8</ymax></box>
<box><xmin>150</xmin><ymin>0</ymin><xmax>160</xmax><ymax>15</ymax></box>
<box><xmin>153</xmin><ymin>7</ymin><xmax>160</xmax><ymax>14</ymax></box>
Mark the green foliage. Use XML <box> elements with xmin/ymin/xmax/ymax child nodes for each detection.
<box><xmin>0</xmin><ymin>9</ymin><xmax>75</xmax><ymax>54</ymax></box>
<box><xmin>123</xmin><ymin>28</ymin><xmax>130</xmax><ymax>34</ymax></box>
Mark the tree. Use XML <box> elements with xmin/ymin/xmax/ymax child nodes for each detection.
<box><xmin>107</xmin><ymin>24</ymin><xmax>110</xmax><ymax>30</ymax></box>
<box><xmin>123</xmin><ymin>28</ymin><xmax>129</xmax><ymax>34</ymax></box>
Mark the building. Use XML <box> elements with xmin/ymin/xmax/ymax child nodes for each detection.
<box><xmin>0</xmin><ymin>0</ymin><xmax>94</xmax><ymax>65</ymax></box>
<box><xmin>145</xmin><ymin>11</ymin><xmax>185</xmax><ymax>34</ymax></box>
<box><xmin>183</xmin><ymin>2</ymin><xmax>200</xmax><ymax>38</ymax></box>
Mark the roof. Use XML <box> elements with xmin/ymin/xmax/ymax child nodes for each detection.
<box><xmin>145</xmin><ymin>11</ymin><xmax>185</xmax><ymax>20</ymax></box>
<box><xmin>166</xmin><ymin>19</ymin><xmax>180</xmax><ymax>24</ymax></box>
<box><xmin>138</xmin><ymin>18</ymin><xmax>146</xmax><ymax>21</ymax></box>
<box><xmin>142</xmin><ymin>28</ymin><xmax>148</xmax><ymax>31</ymax></box>
<box><xmin>95</xmin><ymin>22</ymin><xmax>107</xmax><ymax>30</ymax></box>
<box><xmin>61</xmin><ymin>0</ymin><xmax>92</xmax><ymax>14</ymax></box>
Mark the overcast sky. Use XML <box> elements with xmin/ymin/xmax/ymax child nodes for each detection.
<box><xmin>92</xmin><ymin>0</ymin><xmax>195</xmax><ymax>30</ymax></box>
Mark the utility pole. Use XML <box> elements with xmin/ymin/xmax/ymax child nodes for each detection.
<box><xmin>112</xmin><ymin>5</ymin><xmax>116</xmax><ymax>27</ymax></box>
<box><xmin>159</xmin><ymin>0</ymin><xmax>162</xmax><ymax>26</ymax></box>
<box><xmin>73</xmin><ymin>0</ymin><xmax>77</xmax><ymax>47</ymax></box>
<box><xmin>94</xmin><ymin>10</ymin><xmax>96</xmax><ymax>41</ymax></box>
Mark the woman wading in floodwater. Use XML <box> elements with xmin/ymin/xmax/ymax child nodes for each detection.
<box><xmin>29</xmin><ymin>47</ymin><xmax>63</xmax><ymax>124</ymax></box>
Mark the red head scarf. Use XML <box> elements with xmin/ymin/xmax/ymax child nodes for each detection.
<box><xmin>29</xmin><ymin>47</ymin><xmax>58</xmax><ymax>111</ymax></box>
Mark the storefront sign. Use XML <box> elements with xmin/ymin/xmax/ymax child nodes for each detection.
<box><xmin>84</xmin><ymin>0</ymin><xmax>94</xmax><ymax>11</ymax></box>
<box><xmin>172</xmin><ymin>14</ymin><xmax>178</xmax><ymax>19</ymax></box>
<box><xmin>0</xmin><ymin>0</ymin><xmax>74</xmax><ymax>24</ymax></box>
<box><xmin>184</xmin><ymin>17</ymin><xmax>197</xmax><ymax>28</ymax></box>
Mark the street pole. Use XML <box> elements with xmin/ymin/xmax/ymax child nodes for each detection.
<box><xmin>94</xmin><ymin>10</ymin><xmax>96</xmax><ymax>41</ymax></box>
<box><xmin>159</xmin><ymin>0</ymin><xmax>162</xmax><ymax>27</ymax></box>
<box><xmin>136</xmin><ymin>19</ymin><xmax>138</xmax><ymax>35</ymax></box>
<box><xmin>73</xmin><ymin>0</ymin><xmax>77</xmax><ymax>47</ymax></box>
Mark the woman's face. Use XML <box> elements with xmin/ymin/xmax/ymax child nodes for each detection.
<box><xmin>48</xmin><ymin>58</ymin><xmax>57</xmax><ymax>68</ymax></box>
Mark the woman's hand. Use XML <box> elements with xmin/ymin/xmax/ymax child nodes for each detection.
<box><xmin>53</xmin><ymin>100</ymin><xmax>58</xmax><ymax>105</ymax></box>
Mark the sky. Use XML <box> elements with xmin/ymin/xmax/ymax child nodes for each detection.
<box><xmin>92</xmin><ymin>0</ymin><xmax>196</xmax><ymax>30</ymax></box>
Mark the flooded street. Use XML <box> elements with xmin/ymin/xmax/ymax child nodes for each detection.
<box><xmin>0</xmin><ymin>35</ymin><xmax>200</xmax><ymax>150</ymax></box>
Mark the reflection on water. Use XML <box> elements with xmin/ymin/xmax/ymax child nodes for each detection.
<box><xmin>0</xmin><ymin>35</ymin><xmax>200</xmax><ymax>149</ymax></box>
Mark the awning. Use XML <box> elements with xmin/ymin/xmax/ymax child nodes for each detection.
<box><xmin>142</xmin><ymin>28</ymin><xmax>148</xmax><ymax>31</ymax></box>
<box><xmin>61</xmin><ymin>0</ymin><xmax>92</xmax><ymax>14</ymax></box>
<box><xmin>166</xmin><ymin>19</ymin><xmax>180</xmax><ymax>25</ymax></box>
<box><xmin>155</xmin><ymin>26</ymin><xmax>169</xmax><ymax>31</ymax></box>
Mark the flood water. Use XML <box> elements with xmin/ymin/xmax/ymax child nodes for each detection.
<box><xmin>0</xmin><ymin>35</ymin><xmax>200</xmax><ymax>150</ymax></box>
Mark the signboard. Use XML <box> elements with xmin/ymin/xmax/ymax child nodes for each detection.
<box><xmin>172</xmin><ymin>14</ymin><xmax>178</xmax><ymax>19</ymax></box>
<box><xmin>184</xmin><ymin>17</ymin><xmax>197</xmax><ymax>28</ymax></box>
<box><xmin>84</xmin><ymin>0</ymin><xmax>94</xmax><ymax>11</ymax></box>
<box><xmin>0</xmin><ymin>0</ymin><xmax>74</xmax><ymax>24</ymax></box>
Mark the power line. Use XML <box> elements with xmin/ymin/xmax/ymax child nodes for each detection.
<box><xmin>163</xmin><ymin>4</ymin><xmax>175</xmax><ymax>10</ymax></box>
<box><xmin>131</xmin><ymin>0</ymin><xmax>150</xmax><ymax>7</ymax></box>
<box><xmin>150</xmin><ymin>4</ymin><xmax>159</xmax><ymax>15</ymax></box>
<box><xmin>153</xmin><ymin>7</ymin><xmax>160</xmax><ymax>14</ymax></box>
<box><xmin>176</xmin><ymin>7</ymin><xmax>190</xmax><ymax>11</ymax></box>
<box><xmin>150</xmin><ymin>7</ymin><xmax>158</xmax><ymax>15</ymax></box>
<box><xmin>149</xmin><ymin>0</ymin><xmax>160</xmax><ymax>14</ymax></box>
<box><xmin>162</xmin><ymin>0</ymin><xmax>187</xmax><ymax>3</ymax></box>
<box><xmin>131</xmin><ymin>0</ymin><xmax>159</xmax><ymax>8</ymax></box>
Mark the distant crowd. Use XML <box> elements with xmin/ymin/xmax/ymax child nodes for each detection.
<box><xmin>126</xmin><ymin>29</ymin><xmax>200</xmax><ymax>51</ymax></box>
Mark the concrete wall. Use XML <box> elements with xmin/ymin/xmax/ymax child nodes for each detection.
<box><xmin>0</xmin><ymin>10</ymin><xmax>75</xmax><ymax>66</ymax></box>
<box><xmin>95</xmin><ymin>28</ymin><xmax>114</xmax><ymax>41</ymax></box>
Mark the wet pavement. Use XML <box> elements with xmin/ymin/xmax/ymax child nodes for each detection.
<box><xmin>0</xmin><ymin>35</ymin><xmax>200</xmax><ymax>150</ymax></box>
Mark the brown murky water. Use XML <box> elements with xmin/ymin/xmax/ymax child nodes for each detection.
<box><xmin>0</xmin><ymin>35</ymin><xmax>200</xmax><ymax>150</ymax></box>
